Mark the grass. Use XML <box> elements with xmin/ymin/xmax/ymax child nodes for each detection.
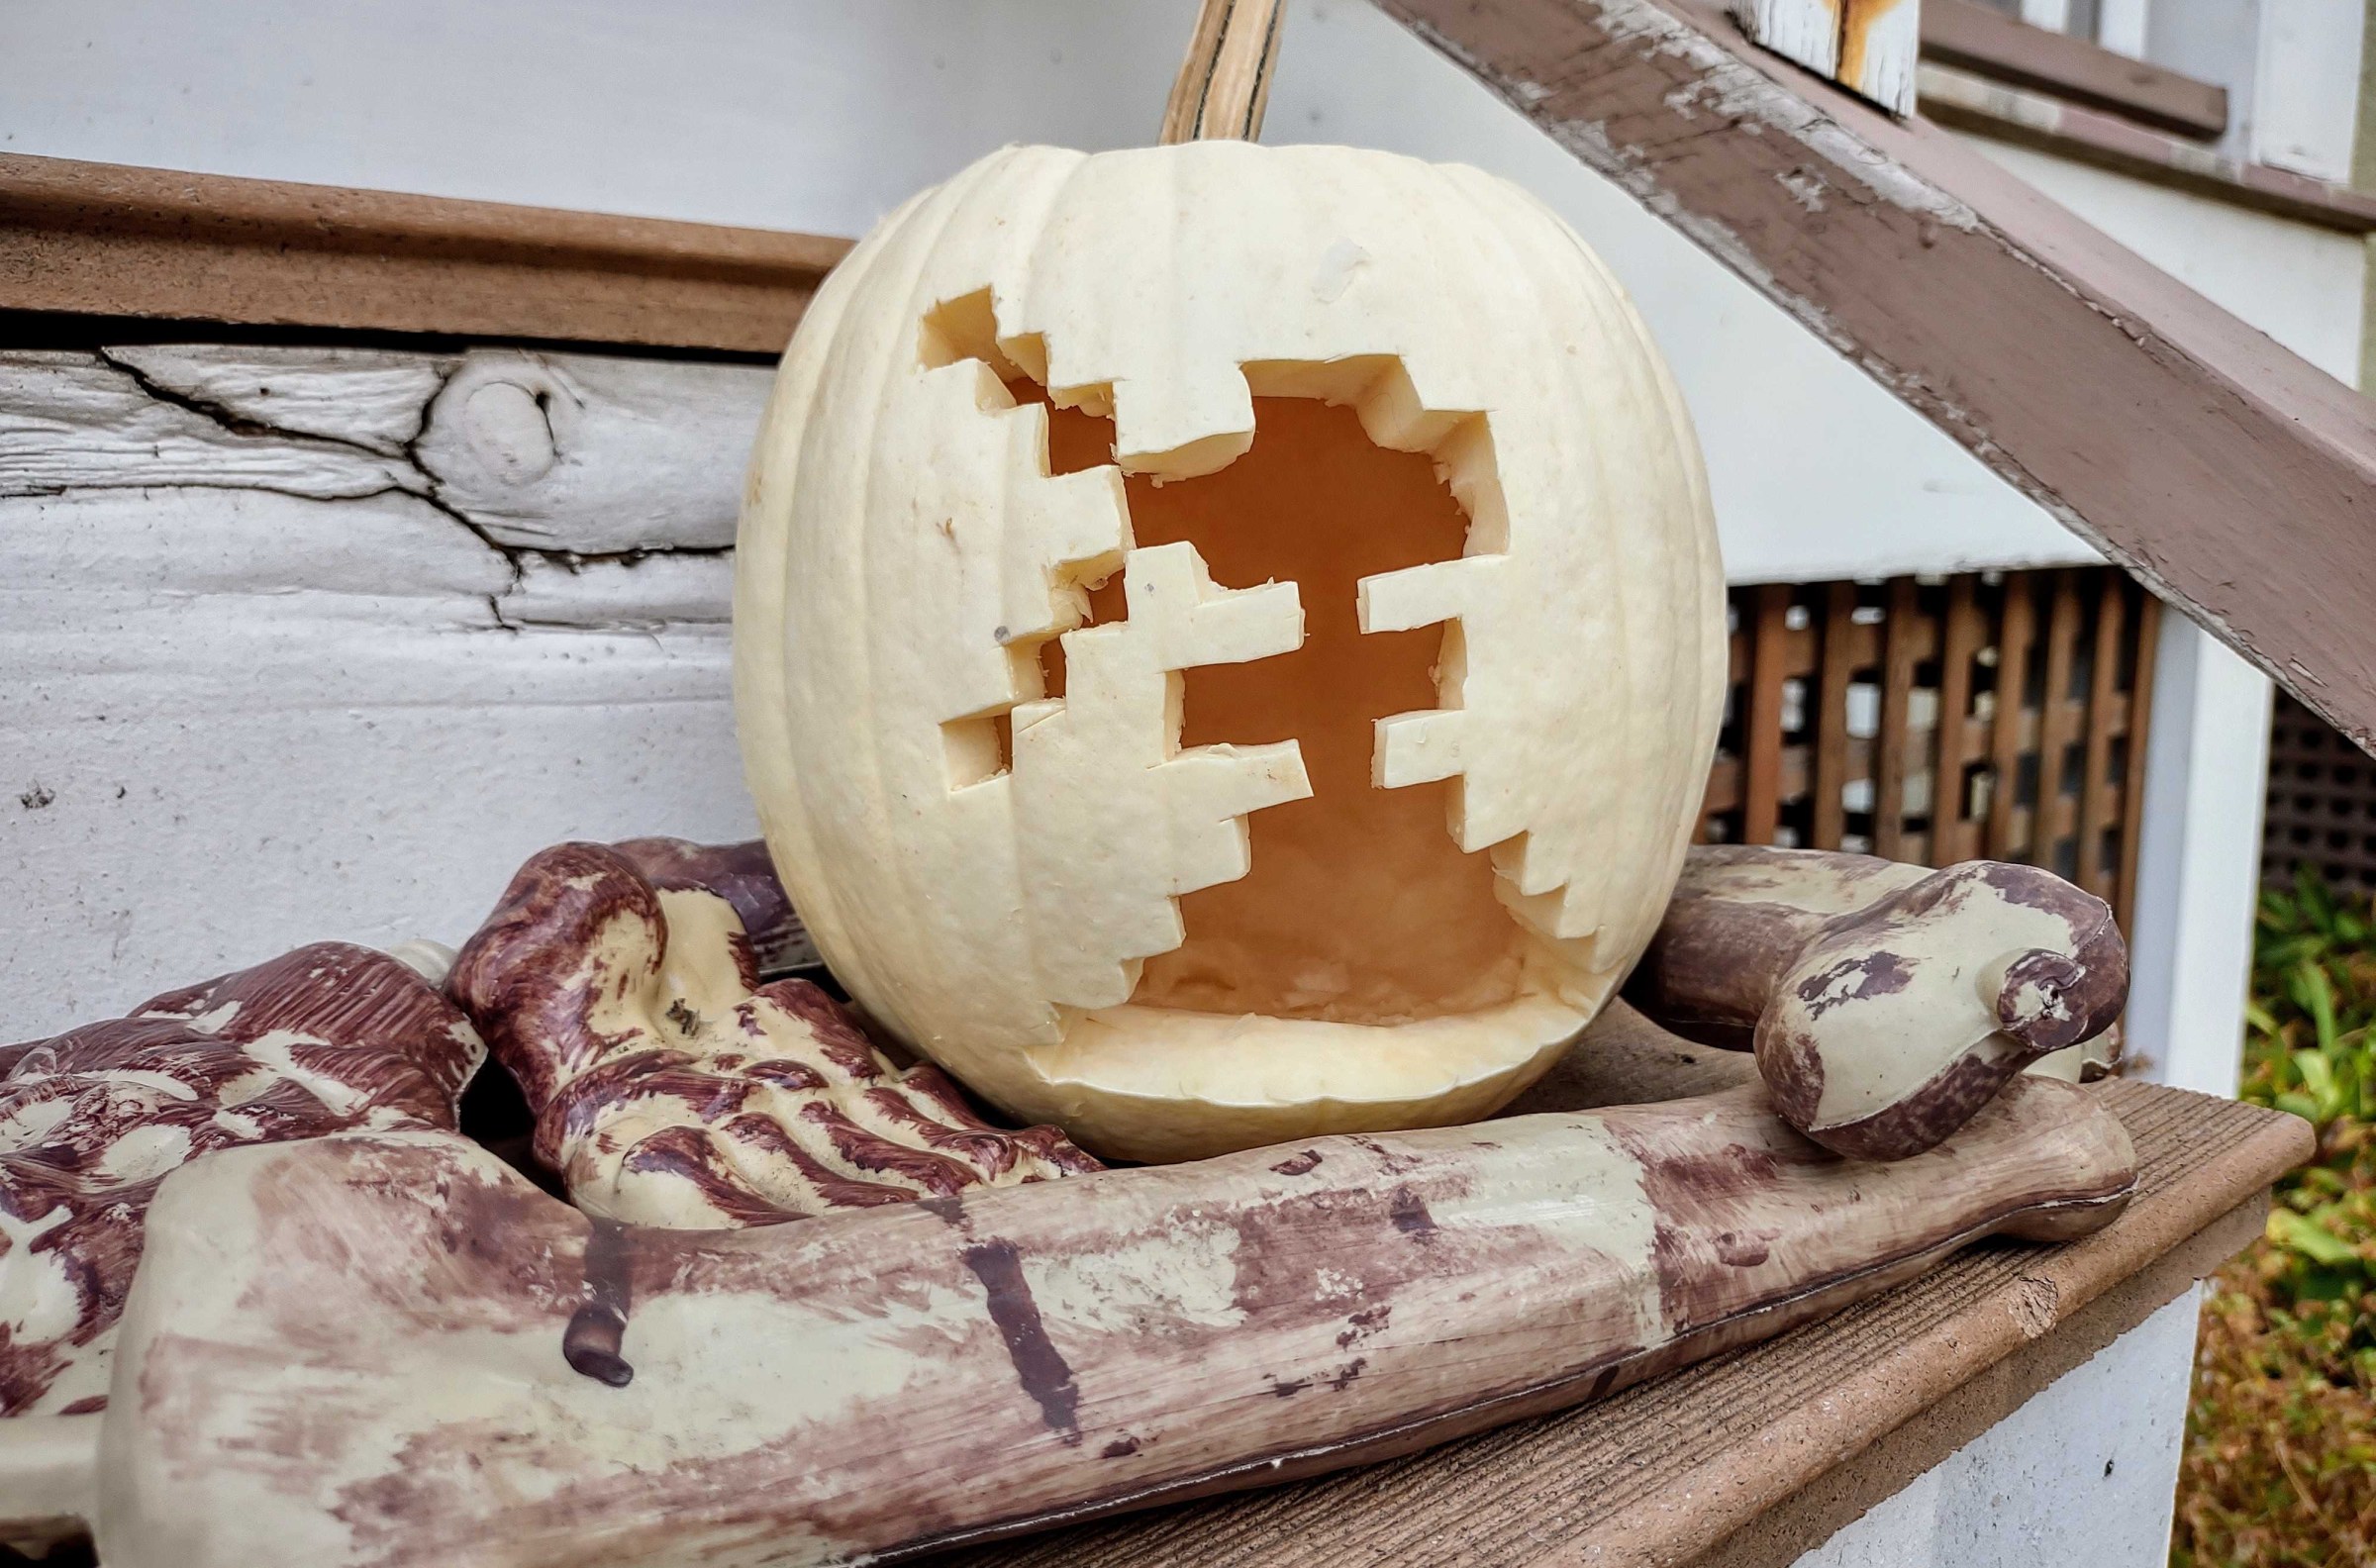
<box><xmin>2171</xmin><ymin>872</ymin><xmax>2376</xmax><ymax>1566</ymax></box>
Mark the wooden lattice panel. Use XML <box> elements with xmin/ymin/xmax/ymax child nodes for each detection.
<box><xmin>2262</xmin><ymin>692</ymin><xmax>2376</xmax><ymax>895</ymax></box>
<box><xmin>1698</xmin><ymin>568</ymin><xmax>2160</xmax><ymax>934</ymax></box>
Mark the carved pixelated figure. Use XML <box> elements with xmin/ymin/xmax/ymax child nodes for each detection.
<box><xmin>736</xmin><ymin>142</ymin><xmax>1729</xmax><ymax>1163</ymax></box>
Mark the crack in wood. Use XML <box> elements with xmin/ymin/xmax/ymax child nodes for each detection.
<box><xmin>5</xmin><ymin>344</ymin><xmax>750</xmax><ymax>637</ymax></box>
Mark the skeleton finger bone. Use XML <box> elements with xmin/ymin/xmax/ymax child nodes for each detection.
<box><xmin>1626</xmin><ymin>845</ymin><xmax>2128</xmax><ymax>1161</ymax></box>
<box><xmin>446</xmin><ymin>839</ymin><xmax>1100</xmax><ymax>1230</ymax></box>
<box><xmin>97</xmin><ymin>1050</ymin><xmax>2133</xmax><ymax>1568</ymax></box>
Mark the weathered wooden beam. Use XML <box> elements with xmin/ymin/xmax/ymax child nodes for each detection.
<box><xmin>0</xmin><ymin>153</ymin><xmax>849</xmax><ymax>354</ymax></box>
<box><xmin>1379</xmin><ymin>0</ymin><xmax>2376</xmax><ymax>753</ymax></box>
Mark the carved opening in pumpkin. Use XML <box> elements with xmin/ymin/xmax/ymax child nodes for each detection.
<box><xmin>924</xmin><ymin>294</ymin><xmax>1536</xmax><ymax>1031</ymax></box>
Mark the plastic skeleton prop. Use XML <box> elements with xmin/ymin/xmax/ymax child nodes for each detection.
<box><xmin>0</xmin><ymin>834</ymin><xmax>2132</xmax><ymax>1566</ymax></box>
<box><xmin>447</xmin><ymin>838</ymin><xmax>1101</xmax><ymax>1234</ymax></box>
<box><xmin>0</xmin><ymin>943</ymin><xmax>482</xmax><ymax>1554</ymax></box>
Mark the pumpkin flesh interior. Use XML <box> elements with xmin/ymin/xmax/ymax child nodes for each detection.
<box><xmin>1028</xmin><ymin>386</ymin><xmax>1533</xmax><ymax>1030</ymax></box>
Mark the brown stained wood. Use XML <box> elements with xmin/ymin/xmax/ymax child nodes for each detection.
<box><xmin>1872</xmin><ymin>578</ymin><xmax>1921</xmax><ymax>861</ymax></box>
<box><xmin>0</xmin><ymin>152</ymin><xmax>849</xmax><ymax>353</ymax></box>
<box><xmin>1932</xmin><ymin>575</ymin><xmax>1984</xmax><ymax>865</ymax></box>
<box><xmin>1742</xmin><ymin>584</ymin><xmax>1793</xmax><ymax>843</ymax></box>
<box><xmin>1703</xmin><ymin>569</ymin><xmax>2152</xmax><ymax>923</ymax></box>
<box><xmin>941</xmin><ymin>1081</ymin><xmax>2307</xmax><ymax>1568</ymax></box>
<box><xmin>2077</xmin><ymin>575</ymin><xmax>2128</xmax><ymax>903</ymax></box>
<box><xmin>1812</xmin><ymin>582</ymin><xmax>1860</xmax><ymax>850</ymax></box>
<box><xmin>2035</xmin><ymin>573</ymin><xmax>2085</xmax><ymax>877</ymax></box>
<box><xmin>1986</xmin><ymin>573</ymin><xmax>2037</xmax><ymax>860</ymax></box>
<box><xmin>1160</xmin><ymin>0</ymin><xmax>1286</xmax><ymax>144</ymax></box>
<box><xmin>1377</xmin><ymin>0</ymin><xmax>2376</xmax><ymax>756</ymax></box>
<box><xmin>2257</xmin><ymin>687</ymin><xmax>2376</xmax><ymax>898</ymax></box>
<box><xmin>1920</xmin><ymin>0</ymin><xmax>2226</xmax><ymax>138</ymax></box>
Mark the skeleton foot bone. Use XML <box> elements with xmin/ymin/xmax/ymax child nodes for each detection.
<box><xmin>1626</xmin><ymin>845</ymin><xmax>2128</xmax><ymax>1160</ymax></box>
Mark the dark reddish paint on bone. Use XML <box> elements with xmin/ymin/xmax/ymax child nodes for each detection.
<box><xmin>612</xmin><ymin>836</ymin><xmax>811</xmax><ymax>977</ymax></box>
<box><xmin>962</xmin><ymin>1237</ymin><xmax>1083</xmax><ymax>1443</ymax></box>
<box><xmin>0</xmin><ymin>942</ymin><xmax>480</xmax><ymax>1415</ymax></box>
<box><xmin>168</xmin><ymin>1033</ymin><xmax>2139</xmax><ymax>1568</ymax></box>
<box><xmin>563</xmin><ymin>1219</ymin><xmax>637</xmax><ymax>1387</ymax></box>
<box><xmin>1795</xmin><ymin>951</ymin><xmax>1914</xmax><ymax>1017</ymax></box>
<box><xmin>1630</xmin><ymin>846</ymin><xmax>2128</xmax><ymax>1161</ymax></box>
<box><xmin>446</xmin><ymin>839</ymin><xmax>1099</xmax><ymax>1226</ymax></box>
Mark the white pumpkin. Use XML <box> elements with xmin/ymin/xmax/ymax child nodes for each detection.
<box><xmin>736</xmin><ymin>142</ymin><xmax>1725</xmax><ymax>1162</ymax></box>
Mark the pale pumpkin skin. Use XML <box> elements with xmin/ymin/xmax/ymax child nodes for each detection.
<box><xmin>736</xmin><ymin>143</ymin><xmax>1726</xmax><ymax>1161</ymax></box>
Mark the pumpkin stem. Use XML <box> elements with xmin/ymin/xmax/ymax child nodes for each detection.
<box><xmin>1159</xmin><ymin>0</ymin><xmax>1284</xmax><ymax>145</ymax></box>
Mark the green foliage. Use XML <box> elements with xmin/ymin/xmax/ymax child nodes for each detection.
<box><xmin>2238</xmin><ymin>872</ymin><xmax>2376</xmax><ymax>1323</ymax></box>
<box><xmin>2173</xmin><ymin>870</ymin><xmax>2376</xmax><ymax>1566</ymax></box>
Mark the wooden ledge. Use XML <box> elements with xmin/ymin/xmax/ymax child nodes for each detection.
<box><xmin>1921</xmin><ymin>64</ymin><xmax>2376</xmax><ymax>235</ymax></box>
<box><xmin>942</xmin><ymin>1077</ymin><xmax>2309</xmax><ymax>1567</ymax></box>
<box><xmin>1920</xmin><ymin>0</ymin><xmax>2227</xmax><ymax>140</ymax></box>
<box><xmin>0</xmin><ymin>153</ymin><xmax>852</xmax><ymax>353</ymax></box>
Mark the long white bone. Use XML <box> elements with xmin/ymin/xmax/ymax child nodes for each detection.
<box><xmin>90</xmin><ymin>1036</ymin><xmax>2130</xmax><ymax>1568</ymax></box>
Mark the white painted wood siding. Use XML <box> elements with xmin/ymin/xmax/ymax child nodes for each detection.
<box><xmin>2</xmin><ymin>344</ymin><xmax>769</xmax><ymax>1036</ymax></box>
<box><xmin>0</xmin><ymin>0</ymin><xmax>2105</xmax><ymax>588</ymax></box>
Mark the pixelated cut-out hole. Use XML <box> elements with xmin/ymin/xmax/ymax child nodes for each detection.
<box><xmin>928</xmin><ymin>291</ymin><xmax>1519</xmax><ymax>1026</ymax></box>
<box><xmin>1090</xmin><ymin>393</ymin><xmax>1509</xmax><ymax>1024</ymax></box>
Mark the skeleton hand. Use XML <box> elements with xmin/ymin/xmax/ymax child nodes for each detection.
<box><xmin>448</xmin><ymin>839</ymin><xmax>1101</xmax><ymax>1229</ymax></box>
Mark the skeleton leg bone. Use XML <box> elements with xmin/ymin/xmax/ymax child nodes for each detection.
<box><xmin>93</xmin><ymin>1023</ymin><xmax>2132</xmax><ymax>1568</ymax></box>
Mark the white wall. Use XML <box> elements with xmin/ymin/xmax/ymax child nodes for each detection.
<box><xmin>2250</xmin><ymin>0</ymin><xmax>2367</xmax><ymax>182</ymax></box>
<box><xmin>1796</xmin><ymin>1288</ymin><xmax>2202</xmax><ymax>1567</ymax></box>
<box><xmin>0</xmin><ymin>0</ymin><xmax>2096</xmax><ymax>588</ymax></box>
<box><xmin>2126</xmin><ymin>618</ymin><xmax>2275</xmax><ymax>1095</ymax></box>
<box><xmin>2146</xmin><ymin>0</ymin><xmax>2368</xmax><ymax>180</ymax></box>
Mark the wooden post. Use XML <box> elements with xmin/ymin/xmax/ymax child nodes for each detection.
<box><xmin>2036</xmin><ymin>571</ymin><xmax>2084</xmax><ymax>875</ymax></box>
<box><xmin>1743</xmin><ymin>584</ymin><xmax>1792</xmax><ymax>844</ymax></box>
<box><xmin>1985</xmin><ymin>573</ymin><xmax>2036</xmax><ymax>861</ymax></box>
<box><xmin>1872</xmin><ymin>577</ymin><xmax>1920</xmax><ymax>860</ymax></box>
<box><xmin>1932</xmin><ymin>574</ymin><xmax>1983</xmax><ymax>865</ymax></box>
<box><xmin>2077</xmin><ymin>574</ymin><xmax>2128</xmax><ymax>904</ymax></box>
<box><xmin>1161</xmin><ymin>0</ymin><xmax>1285</xmax><ymax>144</ymax></box>
<box><xmin>2116</xmin><ymin>592</ymin><xmax>2160</xmax><ymax>937</ymax></box>
<box><xmin>1811</xmin><ymin>581</ymin><xmax>1859</xmax><ymax>850</ymax></box>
